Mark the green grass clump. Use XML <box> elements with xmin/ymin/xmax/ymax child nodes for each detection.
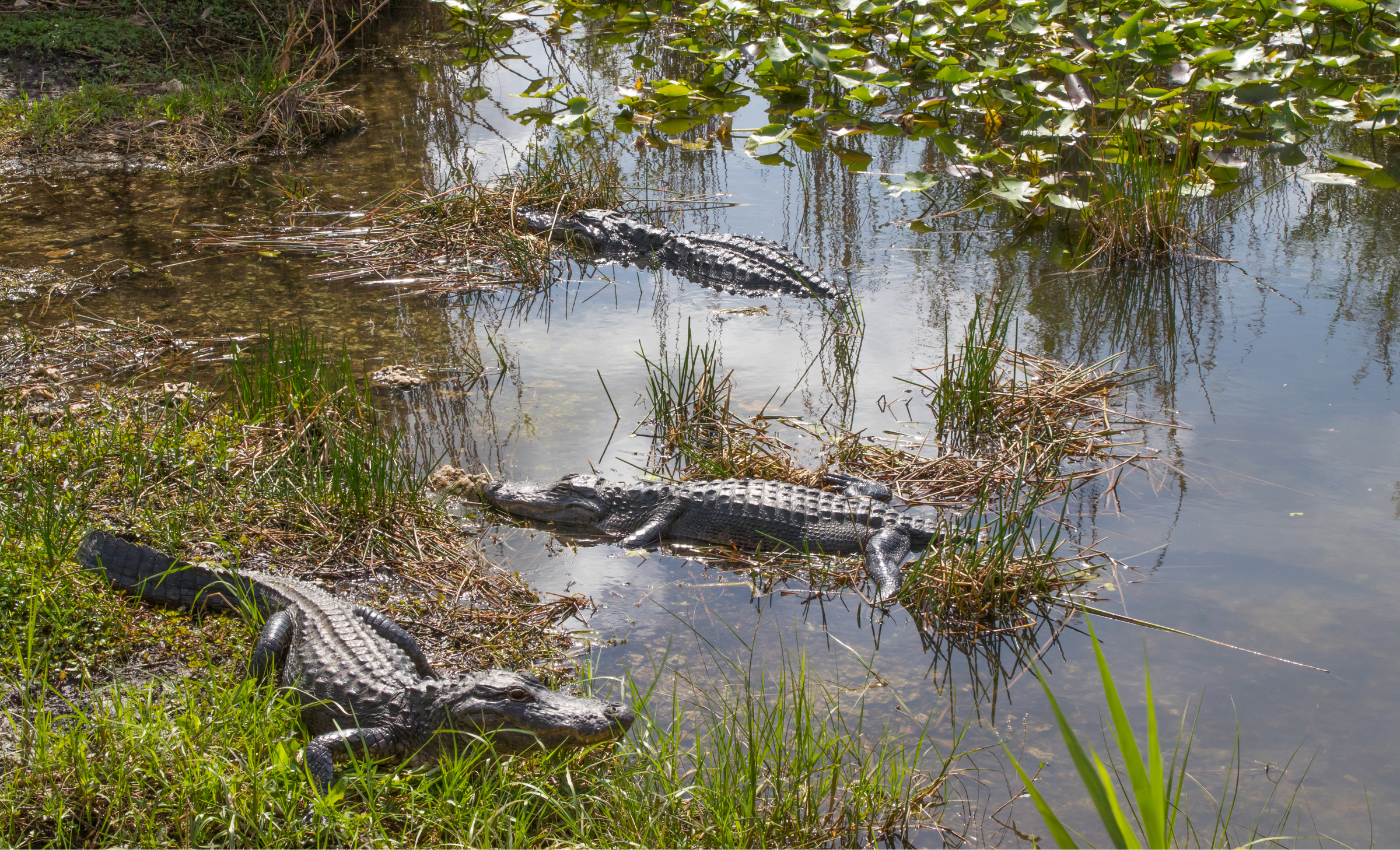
<box><xmin>0</xmin><ymin>635</ymin><xmax>956</xmax><ymax>846</ymax></box>
<box><xmin>1004</xmin><ymin>615</ymin><xmax>1321</xmax><ymax>848</ymax></box>
<box><xmin>0</xmin><ymin>0</ymin><xmax>365</xmax><ymax>162</ymax></box>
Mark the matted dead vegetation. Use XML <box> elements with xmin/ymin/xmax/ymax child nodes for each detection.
<box><xmin>632</xmin><ymin>291</ymin><xmax>1169</xmax><ymax>630</ymax></box>
<box><xmin>194</xmin><ymin>147</ymin><xmax>628</xmax><ymax>293</ymax></box>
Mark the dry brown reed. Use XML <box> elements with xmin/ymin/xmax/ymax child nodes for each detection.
<box><xmin>826</xmin><ymin>349</ymin><xmax>1162</xmax><ymax>508</ymax></box>
<box><xmin>194</xmin><ymin>147</ymin><xmax>626</xmax><ymax>292</ymax></box>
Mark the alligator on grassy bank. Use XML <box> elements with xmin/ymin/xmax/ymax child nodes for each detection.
<box><xmin>517</xmin><ymin>207</ymin><xmax>841</xmax><ymax>299</ymax></box>
<box><xmin>481</xmin><ymin>473</ymin><xmax>942</xmax><ymax>603</ymax></box>
<box><xmin>76</xmin><ymin>530</ymin><xmax>634</xmax><ymax>794</ymax></box>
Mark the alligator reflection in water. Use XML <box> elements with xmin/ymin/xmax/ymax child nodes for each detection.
<box><xmin>77</xmin><ymin>530</ymin><xmax>635</xmax><ymax>794</ymax></box>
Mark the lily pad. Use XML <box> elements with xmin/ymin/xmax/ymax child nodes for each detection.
<box><xmin>1322</xmin><ymin>149</ymin><xmax>1382</xmax><ymax>170</ymax></box>
<box><xmin>1301</xmin><ymin>172</ymin><xmax>1360</xmax><ymax>186</ymax></box>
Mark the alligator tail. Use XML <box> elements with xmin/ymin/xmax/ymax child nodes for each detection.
<box><xmin>77</xmin><ymin>530</ymin><xmax>260</xmax><ymax>613</ymax></box>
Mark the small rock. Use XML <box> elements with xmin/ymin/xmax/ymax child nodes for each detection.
<box><xmin>370</xmin><ymin>364</ymin><xmax>426</xmax><ymax>389</ymax></box>
<box><xmin>427</xmin><ymin>465</ymin><xmax>490</xmax><ymax>497</ymax></box>
<box><xmin>162</xmin><ymin>381</ymin><xmax>196</xmax><ymax>405</ymax></box>
<box><xmin>156</xmin><ymin>79</ymin><xmax>184</xmax><ymax>94</ymax></box>
<box><xmin>13</xmin><ymin>0</ymin><xmax>31</xmax><ymax>8</ymax></box>
<box><xmin>26</xmin><ymin>404</ymin><xmax>58</xmax><ymax>425</ymax></box>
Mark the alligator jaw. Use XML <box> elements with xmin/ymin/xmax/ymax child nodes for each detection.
<box><xmin>430</xmin><ymin>669</ymin><xmax>635</xmax><ymax>752</ymax></box>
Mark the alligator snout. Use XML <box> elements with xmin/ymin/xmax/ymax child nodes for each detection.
<box><xmin>480</xmin><ymin>478</ymin><xmax>609</xmax><ymax>526</ymax></box>
<box><xmin>604</xmin><ymin>700</ymin><xmax>636</xmax><ymax>734</ymax></box>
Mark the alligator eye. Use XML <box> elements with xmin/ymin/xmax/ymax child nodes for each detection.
<box><xmin>508</xmin><ymin>688</ymin><xmax>532</xmax><ymax>702</ymax></box>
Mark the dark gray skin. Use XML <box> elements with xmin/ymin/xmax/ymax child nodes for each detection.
<box><xmin>77</xmin><ymin>531</ymin><xmax>634</xmax><ymax>794</ymax></box>
<box><xmin>516</xmin><ymin>207</ymin><xmax>840</xmax><ymax>299</ymax></box>
<box><xmin>482</xmin><ymin>473</ymin><xmax>941</xmax><ymax>604</ymax></box>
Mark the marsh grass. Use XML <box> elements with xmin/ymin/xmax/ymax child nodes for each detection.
<box><xmin>0</xmin><ymin>574</ymin><xmax>963</xmax><ymax>847</ymax></box>
<box><xmin>0</xmin><ymin>0</ymin><xmax>368</xmax><ymax>166</ymax></box>
<box><xmin>1063</xmin><ymin>121</ymin><xmax>1214</xmax><ymax>268</ymax></box>
<box><xmin>630</xmin><ymin>291</ymin><xmax>1151</xmax><ymax>618</ymax></box>
<box><xmin>0</xmin><ymin>321</ymin><xmax>579</xmax><ymax>680</ymax></box>
<box><xmin>196</xmin><ymin>145</ymin><xmax>627</xmax><ymax>292</ymax></box>
<box><xmin>637</xmin><ymin>320</ymin><xmax>825</xmax><ymax>486</ymax></box>
<box><xmin>229</xmin><ymin>323</ymin><xmax>415</xmax><ymax>522</ymax></box>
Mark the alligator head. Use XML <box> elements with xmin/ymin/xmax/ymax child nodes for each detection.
<box><xmin>411</xmin><ymin>669</ymin><xmax>634</xmax><ymax>759</ymax></box>
<box><xmin>481</xmin><ymin>474</ymin><xmax>611</xmax><ymax>526</ymax></box>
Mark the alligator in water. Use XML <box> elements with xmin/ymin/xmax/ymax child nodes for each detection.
<box><xmin>481</xmin><ymin>473</ymin><xmax>941</xmax><ymax>603</ymax></box>
<box><xmin>516</xmin><ymin>207</ymin><xmax>840</xmax><ymax>299</ymax></box>
<box><xmin>77</xmin><ymin>530</ymin><xmax>634</xmax><ymax>794</ymax></box>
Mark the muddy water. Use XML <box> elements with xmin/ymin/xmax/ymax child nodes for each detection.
<box><xmin>4</xmin><ymin>5</ymin><xmax>1399</xmax><ymax>843</ymax></box>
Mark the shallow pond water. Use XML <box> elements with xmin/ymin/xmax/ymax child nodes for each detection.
<box><xmin>4</xmin><ymin>4</ymin><xmax>1400</xmax><ymax>843</ymax></box>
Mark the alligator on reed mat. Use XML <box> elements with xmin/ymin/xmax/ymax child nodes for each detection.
<box><xmin>516</xmin><ymin>207</ymin><xmax>841</xmax><ymax>299</ymax></box>
<box><xmin>77</xmin><ymin>530</ymin><xmax>635</xmax><ymax>794</ymax></box>
<box><xmin>480</xmin><ymin>473</ymin><xmax>943</xmax><ymax>604</ymax></box>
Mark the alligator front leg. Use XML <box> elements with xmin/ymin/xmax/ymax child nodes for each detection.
<box><xmin>353</xmin><ymin>606</ymin><xmax>437</xmax><ymax>680</ymax></box>
<box><xmin>304</xmin><ymin>726</ymin><xmax>400</xmax><ymax>795</ymax></box>
<box><xmin>863</xmin><ymin>527</ymin><xmax>910</xmax><ymax>605</ymax></box>
<box><xmin>618</xmin><ymin>500</ymin><xmax>685</xmax><ymax>548</ymax></box>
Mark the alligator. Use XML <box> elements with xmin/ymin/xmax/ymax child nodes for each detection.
<box><xmin>516</xmin><ymin>207</ymin><xmax>841</xmax><ymax>299</ymax></box>
<box><xmin>481</xmin><ymin>473</ymin><xmax>941</xmax><ymax>604</ymax></box>
<box><xmin>76</xmin><ymin>530</ymin><xmax>635</xmax><ymax>794</ymax></box>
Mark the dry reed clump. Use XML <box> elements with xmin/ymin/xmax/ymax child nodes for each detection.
<box><xmin>827</xmin><ymin>349</ymin><xmax>1160</xmax><ymax>508</ymax></box>
<box><xmin>194</xmin><ymin>147</ymin><xmax>628</xmax><ymax>293</ymax></box>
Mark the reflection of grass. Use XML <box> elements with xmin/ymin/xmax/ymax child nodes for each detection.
<box><xmin>1005</xmin><ymin>616</ymin><xmax>1322</xmax><ymax>848</ymax></box>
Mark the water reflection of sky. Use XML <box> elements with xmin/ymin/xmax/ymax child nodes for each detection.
<box><xmin>3</xmin><ymin>6</ymin><xmax>1398</xmax><ymax>843</ymax></box>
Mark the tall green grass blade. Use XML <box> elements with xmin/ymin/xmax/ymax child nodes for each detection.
<box><xmin>1003</xmin><ymin>742</ymin><xmax>1082</xmax><ymax>848</ymax></box>
<box><xmin>1093</xmin><ymin>751</ymin><xmax>1142</xmax><ymax>848</ymax></box>
<box><xmin>1085</xmin><ymin>616</ymin><xmax>1163</xmax><ymax>847</ymax></box>
<box><xmin>1031</xmin><ymin>663</ymin><xmax>1133</xmax><ymax>848</ymax></box>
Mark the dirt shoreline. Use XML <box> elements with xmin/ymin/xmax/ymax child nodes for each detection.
<box><xmin>0</xmin><ymin>0</ymin><xmax>385</xmax><ymax>172</ymax></box>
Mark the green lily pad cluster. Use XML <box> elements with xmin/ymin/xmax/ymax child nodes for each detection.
<box><xmin>439</xmin><ymin>0</ymin><xmax>1399</xmax><ymax>221</ymax></box>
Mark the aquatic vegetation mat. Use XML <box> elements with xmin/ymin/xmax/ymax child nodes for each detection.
<box><xmin>195</xmin><ymin>146</ymin><xmax>629</xmax><ymax>292</ymax></box>
<box><xmin>633</xmin><ymin>291</ymin><xmax>1160</xmax><ymax>626</ymax></box>
<box><xmin>434</xmin><ymin>0</ymin><xmax>1400</xmax><ymax>259</ymax></box>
